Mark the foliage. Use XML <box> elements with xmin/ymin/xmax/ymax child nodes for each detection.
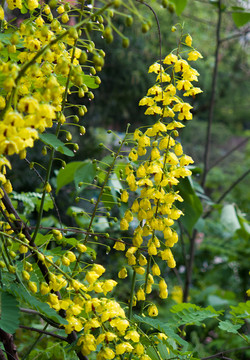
<box><xmin>0</xmin><ymin>1</ymin><xmax>249</xmax><ymax>360</ymax></box>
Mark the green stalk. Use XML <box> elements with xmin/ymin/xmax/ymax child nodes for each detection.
<box><xmin>73</xmin><ymin>126</ymin><xmax>130</xmax><ymax>273</ymax></box>
<box><xmin>128</xmin><ymin>269</ymin><xmax>136</xmax><ymax>320</ymax></box>
<box><xmin>140</xmin><ymin>255</ymin><xmax>151</xmax><ymax>315</ymax></box>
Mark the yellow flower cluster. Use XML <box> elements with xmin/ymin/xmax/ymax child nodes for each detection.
<box><xmin>118</xmin><ymin>34</ymin><xmax>202</xmax><ymax>314</ymax></box>
<box><xmin>0</xmin><ymin>2</ymin><xmax>94</xmax><ymax>185</ymax></box>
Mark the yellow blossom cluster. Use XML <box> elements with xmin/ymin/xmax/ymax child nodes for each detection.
<box><xmin>0</xmin><ymin>1</ymin><xmax>96</xmax><ymax>186</ymax></box>
<box><xmin>117</xmin><ymin>34</ymin><xmax>202</xmax><ymax>314</ymax></box>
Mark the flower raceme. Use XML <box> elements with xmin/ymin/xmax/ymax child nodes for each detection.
<box><xmin>0</xmin><ymin>2</ymin><xmax>202</xmax><ymax>358</ymax></box>
<box><xmin>118</xmin><ymin>33</ymin><xmax>202</xmax><ymax>314</ymax></box>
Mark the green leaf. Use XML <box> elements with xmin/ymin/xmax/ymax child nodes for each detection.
<box><xmin>35</xmin><ymin>233</ymin><xmax>53</xmax><ymax>246</ymax></box>
<box><xmin>230</xmin><ymin>301</ymin><xmax>250</xmax><ymax>319</ymax></box>
<box><xmin>221</xmin><ymin>204</ymin><xmax>241</xmax><ymax>234</ymax></box>
<box><xmin>133</xmin><ymin>314</ymin><xmax>188</xmax><ymax>347</ymax></box>
<box><xmin>218</xmin><ymin>320</ymin><xmax>241</xmax><ymax>334</ymax></box>
<box><xmin>232</xmin><ymin>11</ymin><xmax>250</xmax><ymax>27</ymax></box>
<box><xmin>39</xmin><ymin>133</ymin><xmax>74</xmax><ymax>157</ymax></box>
<box><xmin>101</xmin><ymin>188</ymin><xmax>116</xmax><ymax>210</ymax></box>
<box><xmin>56</xmin><ymin>161</ymin><xmax>83</xmax><ymax>193</ymax></box>
<box><xmin>9</xmin><ymin>285</ymin><xmax>67</xmax><ymax>325</ymax></box>
<box><xmin>176</xmin><ymin>177</ymin><xmax>203</xmax><ymax>235</ymax></box>
<box><xmin>172</xmin><ymin>0</ymin><xmax>188</xmax><ymax>16</ymax></box>
<box><xmin>82</xmin><ymin>74</ymin><xmax>99</xmax><ymax>89</ymax></box>
<box><xmin>0</xmin><ymin>291</ymin><xmax>20</xmax><ymax>334</ymax></box>
<box><xmin>171</xmin><ymin>303</ymin><xmax>222</xmax><ymax>325</ymax></box>
<box><xmin>74</xmin><ymin>161</ymin><xmax>96</xmax><ymax>191</ymax></box>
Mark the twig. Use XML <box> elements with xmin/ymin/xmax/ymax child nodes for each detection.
<box><xmin>208</xmin><ymin>138</ymin><xmax>249</xmax><ymax>172</ymax></box>
<box><xmin>220</xmin><ymin>27</ymin><xmax>250</xmax><ymax>43</ymax></box>
<box><xmin>135</xmin><ymin>0</ymin><xmax>163</xmax><ymax>88</ymax></box>
<box><xmin>201</xmin><ymin>0</ymin><xmax>222</xmax><ymax>187</ymax></box>
<box><xmin>24</xmin><ymin>158</ymin><xmax>63</xmax><ymax>229</ymax></box>
<box><xmin>20</xmin><ymin>308</ymin><xmax>41</xmax><ymax>316</ymax></box>
<box><xmin>201</xmin><ymin>346</ymin><xmax>250</xmax><ymax>360</ymax></box>
<box><xmin>19</xmin><ymin>325</ymin><xmax>68</xmax><ymax>342</ymax></box>
<box><xmin>216</xmin><ymin>168</ymin><xmax>250</xmax><ymax>204</ymax></box>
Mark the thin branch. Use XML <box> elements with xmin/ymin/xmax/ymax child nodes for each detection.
<box><xmin>201</xmin><ymin>0</ymin><xmax>222</xmax><ymax>187</ymax></box>
<box><xmin>135</xmin><ymin>0</ymin><xmax>163</xmax><ymax>87</ymax></box>
<box><xmin>20</xmin><ymin>308</ymin><xmax>41</xmax><ymax>316</ymax></box>
<box><xmin>201</xmin><ymin>346</ymin><xmax>250</xmax><ymax>360</ymax></box>
<box><xmin>220</xmin><ymin>27</ymin><xmax>250</xmax><ymax>43</ymax></box>
<box><xmin>203</xmin><ymin>168</ymin><xmax>250</xmax><ymax>219</ymax></box>
<box><xmin>182</xmin><ymin>13</ymin><xmax>216</xmax><ymax>26</ymax></box>
<box><xmin>208</xmin><ymin>137</ymin><xmax>249</xmax><ymax>172</ymax></box>
<box><xmin>24</xmin><ymin>158</ymin><xmax>63</xmax><ymax>228</ymax></box>
<box><xmin>19</xmin><ymin>325</ymin><xmax>68</xmax><ymax>342</ymax></box>
<box><xmin>216</xmin><ymin>168</ymin><xmax>250</xmax><ymax>204</ymax></box>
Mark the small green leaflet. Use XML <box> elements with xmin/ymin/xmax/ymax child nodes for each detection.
<box><xmin>56</xmin><ymin>160</ymin><xmax>96</xmax><ymax>194</ymax></box>
<box><xmin>133</xmin><ymin>314</ymin><xmax>188</xmax><ymax>347</ymax></box>
<box><xmin>0</xmin><ymin>291</ymin><xmax>20</xmax><ymax>334</ymax></box>
<box><xmin>231</xmin><ymin>7</ymin><xmax>250</xmax><ymax>27</ymax></box>
<box><xmin>218</xmin><ymin>320</ymin><xmax>241</xmax><ymax>334</ymax></box>
<box><xmin>39</xmin><ymin>133</ymin><xmax>74</xmax><ymax>157</ymax></box>
<box><xmin>170</xmin><ymin>303</ymin><xmax>223</xmax><ymax>326</ymax></box>
<box><xmin>172</xmin><ymin>0</ymin><xmax>188</xmax><ymax>16</ymax></box>
<box><xmin>82</xmin><ymin>74</ymin><xmax>99</xmax><ymax>89</ymax></box>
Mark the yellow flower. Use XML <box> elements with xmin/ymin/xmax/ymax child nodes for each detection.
<box><xmin>102</xmin><ymin>279</ymin><xmax>117</xmax><ymax>295</ymax></box>
<box><xmin>145</xmin><ymin>105</ymin><xmax>162</xmax><ymax>116</ymax></box>
<box><xmin>152</xmin><ymin>263</ymin><xmax>161</xmax><ymax>276</ymax></box>
<box><xmin>124</xmin><ymin>210</ymin><xmax>133</xmax><ymax>222</ymax></box>
<box><xmin>0</xmin><ymin>96</ymin><xmax>6</xmax><ymax>110</ymax></box>
<box><xmin>0</xmin><ymin>5</ymin><xmax>4</xmax><ymax>20</ymax></box>
<box><xmin>187</xmin><ymin>50</ymin><xmax>203</xmax><ymax>61</ymax></box>
<box><xmin>139</xmin><ymin>96</ymin><xmax>155</xmax><ymax>106</ymax></box>
<box><xmin>136</xmin><ymin>164</ymin><xmax>147</xmax><ymax>178</ymax></box>
<box><xmin>137</xmin><ymin>288</ymin><xmax>145</xmax><ymax>301</ymax></box>
<box><xmin>177</xmin><ymin>80</ymin><xmax>192</xmax><ymax>91</ymax></box>
<box><xmin>110</xmin><ymin>318</ymin><xmax>129</xmax><ymax>334</ymax></box>
<box><xmin>161</xmin><ymin>248</ymin><xmax>173</xmax><ymax>261</ymax></box>
<box><xmin>129</xmin><ymin>149</ymin><xmax>138</xmax><ymax>162</ymax></box>
<box><xmin>40</xmin><ymin>282</ymin><xmax>50</xmax><ymax>295</ymax></box>
<box><xmin>185</xmin><ymin>34</ymin><xmax>192</xmax><ymax>47</ymax></box>
<box><xmin>138</xmin><ymin>253</ymin><xmax>147</xmax><ymax>266</ymax></box>
<box><xmin>183</xmin><ymin>87</ymin><xmax>203</xmax><ymax>97</ymax></box>
<box><xmin>77</xmin><ymin>334</ymin><xmax>96</xmax><ymax>355</ymax></box>
<box><xmin>163</xmin><ymin>53</ymin><xmax>178</xmax><ymax>64</ymax></box>
<box><xmin>120</xmin><ymin>218</ymin><xmax>129</xmax><ymax>231</ymax></box>
<box><xmin>85</xmin><ymin>271</ymin><xmax>100</xmax><ymax>284</ymax></box>
<box><xmin>84</xmin><ymin>318</ymin><xmax>101</xmax><ymax>331</ymax></box>
<box><xmin>97</xmin><ymin>347</ymin><xmax>115</xmax><ymax>360</ymax></box>
<box><xmin>131</xmin><ymin>199</ymin><xmax>139</xmax><ymax>213</ymax></box>
<box><xmin>121</xmin><ymin>190</ymin><xmax>129</xmax><ymax>202</ymax></box>
<box><xmin>27</xmin><ymin>0</ymin><xmax>39</xmax><ymax>11</ymax></box>
<box><xmin>118</xmin><ymin>267</ymin><xmax>128</xmax><ymax>279</ymax></box>
<box><xmin>148</xmin><ymin>62</ymin><xmax>163</xmax><ymax>74</ymax></box>
<box><xmin>115</xmin><ymin>342</ymin><xmax>133</xmax><ymax>355</ymax></box>
<box><xmin>135</xmin><ymin>266</ymin><xmax>145</xmax><ymax>275</ymax></box>
<box><xmin>179</xmin><ymin>154</ymin><xmax>194</xmax><ymax>166</ymax></box>
<box><xmin>125</xmin><ymin>330</ymin><xmax>140</xmax><ymax>342</ymax></box>
<box><xmin>171</xmin><ymin>285</ymin><xmax>183</xmax><ymax>303</ymax></box>
<box><xmin>148</xmin><ymin>304</ymin><xmax>158</xmax><ymax>317</ymax></box>
<box><xmin>6</xmin><ymin>0</ymin><xmax>22</xmax><ymax>10</ymax></box>
<box><xmin>92</xmin><ymin>264</ymin><xmax>105</xmax><ymax>275</ymax></box>
<box><xmin>113</xmin><ymin>240</ymin><xmax>125</xmax><ymax>251</ymax></box>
